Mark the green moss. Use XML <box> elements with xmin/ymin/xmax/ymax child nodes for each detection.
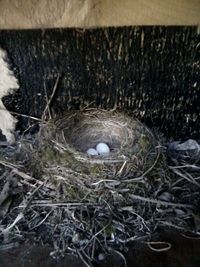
<box><xmin>42</xmin><ymin>146</ymin><xmax>58</xmax><ymax>161</ymax></box>
<box><xmin>67</xmin><ymin>186</ymin><xmax>79</xmax><ymax>200</ymax></box>
<box><xmin>138</xmin><ymin>133</ymin><xmax>152</xmax><ymax>151</ymax></box>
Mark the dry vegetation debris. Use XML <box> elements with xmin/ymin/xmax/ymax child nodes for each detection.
<box><xmin>0</xmin><ymin>109</ymin><xmax>200</xmax><ymax>266</ymax></box>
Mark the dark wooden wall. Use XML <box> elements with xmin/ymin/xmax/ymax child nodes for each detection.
<box><xmin>1</xmin><ymin>26</ymin><xmax>200</xmax><ymax>139</ymax></box>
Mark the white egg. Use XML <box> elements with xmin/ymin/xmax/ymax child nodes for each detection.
<box><xmin>86</xmin><ymin>148</ymin><xmax>98</xmax><ymax>156</ymax></box>
<box><xmin>96</xmin><ymin>143</ymin><xmax>110</xmax><ymax>155</ymax></box>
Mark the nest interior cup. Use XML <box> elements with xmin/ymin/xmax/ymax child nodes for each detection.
<box><xmin>54</xmin><ymin>109</ymin><xmax>155</xmax><ymax>154</ymax></box>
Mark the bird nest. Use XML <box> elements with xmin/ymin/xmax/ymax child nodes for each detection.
<box><xmin>0</xmin><ymin>109</ymin><xmax>199</xmax><ymax>266</ymax></box>
<box><xmin>38</xmin><ymin>109</ymin><xmax>159</xmax><ymax>202</ymax></box>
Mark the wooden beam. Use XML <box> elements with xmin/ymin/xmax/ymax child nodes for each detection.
<box><xmin>0</xmin><ymin>0</ymin><xmax>199</xmax><ymax>29</ymax></box>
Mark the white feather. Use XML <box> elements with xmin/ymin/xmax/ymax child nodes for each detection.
<box><xmin>0</xmin><ymin>48</ymin><xmax>19</xmax><ymax>144</ymax></box>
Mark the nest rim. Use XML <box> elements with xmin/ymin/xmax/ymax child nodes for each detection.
<box><xmin>43</xmin><ymin>109</ymin><xmax>158</xmax><ymax>167</ymax></box>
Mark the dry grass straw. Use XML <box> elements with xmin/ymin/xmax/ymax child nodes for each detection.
<box><xmin>0</xmin><ymin>109</ymin><xmax>200</xmax><ymax>266</ymax></box>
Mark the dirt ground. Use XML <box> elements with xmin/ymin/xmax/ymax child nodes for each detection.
<box><xmin>0</xmin><ymin>230</ymin><xmax>200</xmax><ymax>267</ymax></box>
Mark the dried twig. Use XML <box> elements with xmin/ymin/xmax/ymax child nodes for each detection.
<box><xmin>130</xmin><ymin>194</ymin><xmax>193</xmax><ymax>209</ymax></box>
<box><xmin>145</xmin><ymin>241</ymin><xmax>172</xmax><ymax>252</ymax></box>
<box><xmin>42</xmin><ymin>75</ymin><xmax>60</xmax><ymax>121</ymax></box>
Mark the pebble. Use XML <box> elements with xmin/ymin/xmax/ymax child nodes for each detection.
<box><xmin>98</xmin><ymin>253</ymin><xmax>105</xmax><ymax>261</ymax></box>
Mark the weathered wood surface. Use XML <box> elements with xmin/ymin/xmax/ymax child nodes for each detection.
<box><xmin>1</xmin><ymin>27</ymin><xmax>200</xmax><ymax>139</ymax></box>
<box><xmin>0</xmin><ymin>0</ymin><xmax>199</xmax><ymax>29</ymax></box>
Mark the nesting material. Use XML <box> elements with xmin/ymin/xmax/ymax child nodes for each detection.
<box><xmin>53</xmin><ymin>109</ymin><xmax>156</xmax><ymax>155</ymax></box>
<box><xmin>0</xmin><ymin>109</ymin><xmax>199</xmax><ymax>265</ymax></box>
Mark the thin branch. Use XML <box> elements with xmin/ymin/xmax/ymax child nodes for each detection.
<box><xmin>42</xmin><ymin>75</ymin><xmax>60</xmax><ymax>121</ymax></box>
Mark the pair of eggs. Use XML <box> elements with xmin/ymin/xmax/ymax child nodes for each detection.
<box><xmin>87</xmin><ymin>142</ymin><xmax>110</xmax><ymax>156</ymax></box>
